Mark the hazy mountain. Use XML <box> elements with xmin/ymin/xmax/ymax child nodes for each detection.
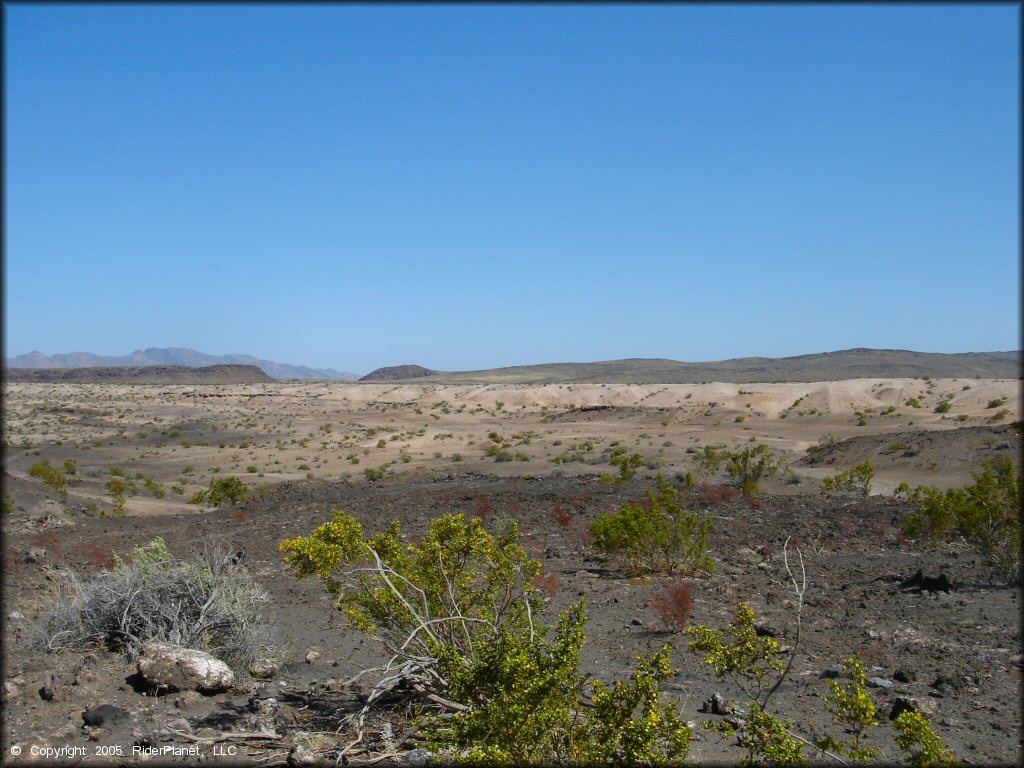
<box><xmin>402</xmin><ymin>349</ymin><xmax>1023</xmax><ymax>384</ymax></box>
<box><xmin>4</xmin><ymin>348</ymin><xmax>358</xmax><ymax>381</ymax></box>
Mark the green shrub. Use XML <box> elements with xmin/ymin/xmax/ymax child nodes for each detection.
<box><xmin>723</xmin><ymin>444</ymin><xmax>782</xmax><ymax>493</ymax></box>
<box><xmin>987</xmin><ymin>408</ymin><xmax>1009</xmax><ymax>423</ymax></box>
<box><xmin>820</xmin><ymin>462</ymin><xmax>875</xmax><ymax>496</ymax></box>
<box><xmin>687</xmin><ymin>603</ymin><xmax>784</xmax><ymax>704</ymax></box>
<box><xmin>29</xmin><ymin>460</ymin><xmax>68</xmax><ymax>497</ymax></box>
<box><xmin>694</xmin><ymin>444</ymin><xmax>725</xmax><ymax>474</ymax></box>
<box><xmin>901</xmin><ymin>458</ymin><xmax>1021</xmax><ymax>581</ymax></box>
<box><xmin>814</xmin><ymin>655</ymin><xmax>878</xmax><ymax>763</ymax></box>
<box><xmin>591</xmin><ymin>475</ymin><xmax>714</xmax><ymax>576</ymax></box>
<box><xmin>281</xmin><ymin>513</ymin><xmax>689</xmax><ymax>765</ymax></box>
<box><xmin>106</xmin><ymin>477</ymin><xmax>128</xmax><ymax>512</ymax></box>
<box><xmin>598</xmin><ymin>452</ymin><xmax>644</xmax><ymax>486</ymax></box>
<box><xmin>934</xmin><ymin>400</ymin><xmax>951</xmax><ymax>413</ymax></box>
<box><xmin>688</xmin><ymin>601</ymin><xmax>956</xmax><ymax>766</ymax></box>
<box><xmin>986</xmin><ymin>398</ymin><xmax>1006</xmax><ymax>409</ymax></box>
<box><xmin>805</xmin><ymin>434</ymin><xmax>839</xmax><ymax>454</ymax></box>
<box><xmin>190</xmin><ymin>476</ymin><xmax>248</xmax><ymax>507</ymax></box>
<box><xmin>893</xmin><ymin>710</ymin><xmax>958</xmax><ymax>767</ymax></box>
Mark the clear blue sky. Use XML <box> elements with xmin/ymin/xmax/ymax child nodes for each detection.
<box><xmin>5</xmin><ymin>4</ymin><xmax>1019</xmax><ymax>374</ymax></box>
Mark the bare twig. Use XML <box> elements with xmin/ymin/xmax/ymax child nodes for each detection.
<box><xmin>763</xmin><ymin>537</ymin><xmax>805</xmax><ymax>711</ymax></box>
<box><xmin>163</xmin><ymin>728</ymin><xmax>281</xmax><ymax>743</ymax></box>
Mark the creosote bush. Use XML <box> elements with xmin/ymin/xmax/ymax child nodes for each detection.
<box><xmin>590</xmin><ymin>474</ymin><xmax>715</xmax><ymax>576</ymax></box>
<box><xmin>820</xmin><ymin>462</ymin><xmax>875</xmax><ymax>496</ymax></box>
<box><xmin>598</xmin><ymin>452</ymin><xmax>644</xmax><ymax>487</ymax></box>
<box><xmin>901</xmin><ymin>458</ymin><xmax>1021</xmax><ymax>582</ymax></box>
<box><xmin>29</xmin><ymin>460</ymin><xmax>68</xmax><ymax>497</ymax></box>
<box><xmin>32</xmin><ymin>537</ymin><xmax>273</xmax><ymax>673</ymax></box>
<box><xmin>190</xmin><ymin>475</ymin><xmax>248</xmax><ymax>506</ymax></box>
<box><xmin>724</xmin><ymin>444</ymin><xmax>783</xmax><ymax>493</ymax></box>
<box><xmin>281</xmin><ymin>511</ymin><xmax>690</xmax><ymax>765</ymax></box>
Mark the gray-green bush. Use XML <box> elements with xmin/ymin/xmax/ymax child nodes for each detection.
<box><xmin>32</xmin><ymin>537</ymin><xmax>274</xmax><ymax>673</ymax></box>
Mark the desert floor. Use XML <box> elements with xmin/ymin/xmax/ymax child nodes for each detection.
<box><xmin>2</xmin><ymin>378</ymin><xmax>1021</xmax><ymax>765</ymax></box>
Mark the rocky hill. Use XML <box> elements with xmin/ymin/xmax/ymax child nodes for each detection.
<box><xmin>4</xmin><ymin>348</ymin><xmax>357</xmax><ymax>381</ymax></box>
<box><xmin>359</xmin><ymin>365</ymin><xmax>437</xmax><ymax>382</ymax></box>
<box><xmin>3</xmin><ymin>364</ymin><xmax>274</xmax><ymax>384</ymax></box>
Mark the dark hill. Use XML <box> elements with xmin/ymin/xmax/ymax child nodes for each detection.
<box><xmin>3</xmin><ymin>364</ymin><xmax>274</xmax><ymax>384</ymax></box>
<box><xmin>409</xmin><ymin>349</ymin><xmax>1021</xmax><ymax>384</ymax></box>
<box><xmin>359</xmin><ymin>365</ymin><xmax>437</xmax><ymax>382</ymax></box>
<box><xmin>4</xmin><ymin>348</ymin><xmax>357</xmax><ymax>381</ymax></box>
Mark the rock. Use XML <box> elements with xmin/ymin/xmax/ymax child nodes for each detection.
<box><xmin>83</xmin><ymin>705</ymin><xmax>128</xmax><ymax>727</ymax></box>
<box><xmin>403</xmin><ymin>748</ymin><xmax>434</xmax><ymax>765</ymax></box>
<box><xmin>249</xmin><ymin>697</ymin><xmax>278</xmax><ymax>716</ymax></box>
<box><xmin>899</xmin><ymin>569</ymin><xmax>952</xmax><ymax>593</ymax></box>
<box><xmin>174</xmin><ymin>691</ymin><xmax>202</xmax><ymax>708</ymax></box>
<box><xmin>928</xmin><ymin>674</ymin><xmax>964</xmax><ymax>699</ymax></box>
<box><xmin>23</xmin><ymin>547</ymin><xmax>48</xmax><ymax>564</ymax></box>
<box><xmin>699</xmin><ymin>693</ymin><xmax>731</xmax><ymax>716</ymax></box>
<box><xmin>754</xmin><ymin>620</ymin><xmax>779</xmax><ymax>638</ymax></box>
<box><xmin>890</xmin><ymin>696</ymin><xmax>937</xmax><ymax>720</ymax></box>
<box><xmin>288</xmin><ymin>744</ymin><xmax>320</xmax><ymax>766</ymax></box>
<box><xmin>893</xmin><ymin>669</ymin><xmax>914</xmax><ymax>683</ymax></box>
<box><xmin>820</xmin><ymin>665</ymin><xmax>844</xmax><ymax>679</ymax></box>
<box><xmin>867</xmin><ymin>677</ymin><xmax>893</xmax><ymax>688</ymax></box>
<box><xmin>163</xmin><ymin>718</ymin><xmax>193</xmax><ymax>735</ymax></box>
<box><xmin>39</xmin><ymin>672</ymin><xmax>59</xmax><ymax>701</ymax></box>
<box><xmin>249</xmin><ymin>658</ymin><xmax>279</xmax><ymax>680</ymax></box>
<box><xmin>304</xmin><ymin>650</ymin><xmax>321</xmax><ymax>664</ymax></box>
<box><xmin>137</xmin><ymin>644</ymin><xmax>234</xmax><ymax>693</ymax></box>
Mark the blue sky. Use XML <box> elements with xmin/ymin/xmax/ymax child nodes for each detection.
<box><xmin>5</xmin><ymin>4</ymin><xmax>1019</xmax><ymax>374</ymax></box>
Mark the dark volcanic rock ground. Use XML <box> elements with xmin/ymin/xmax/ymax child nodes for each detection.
<box><xmin>3</xmin><ymin>469</ymin><xmax>1021</xmax><ymax>765</ymax></box>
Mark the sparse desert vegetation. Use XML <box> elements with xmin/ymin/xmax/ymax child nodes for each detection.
<box><xmin>2</xmin><ymin>376</ymin><xmax>1020</xmax><ymax>764</ymax></box>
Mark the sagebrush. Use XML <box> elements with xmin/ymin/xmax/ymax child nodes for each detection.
<box><xmin>32</xmin><ymin>537</ymin><xmax>274</xmax><ymax>673</ymax></box>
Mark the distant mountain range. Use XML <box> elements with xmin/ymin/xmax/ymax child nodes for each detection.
<box><xmin>4</xmin><ymin>348</ymin><xmax>358</xmax><ymax>381</ymax></box>
<box><xmin>5</xmin><ymin>347</ymin><xmax>1020</xmax><ymax>385</ymax></box>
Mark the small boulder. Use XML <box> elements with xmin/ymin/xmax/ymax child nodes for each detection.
<box><xmin>699</xmin><ymin>693</ymin><xmax>731</xmax><ymax>716</ymax></box>
<box><xmin>890</xmin><ymin>696</ymin><xmax>937</xmax><ymax>720</ymax></box>
<box><xmin>138</xmin><ymin>643</ymin><xmax>234</xmax><ymax>693</ymax></box>
<box><xmin>403</xmin><ymin>748</ymin><xmax>434</xmax><ymax>766</ymax></box>
<box><xmin>83</xmin><ymin>705</ymin><xmax>128</xmax><ymax>727</ymax></box>
<box><xmin>288</xmin><ymin>744</ymin><xmax>319</xmax><ymax>766</ymax></box>
<box><xmin>249</xmin><ymin>658</ymin><xmax>279</xmax><ymax>680</ymax></box>
<box><xmin>39</xmin><ymin>672</ymin><xmax>59</xmax><ymax>702</ymax></box>
<box><xmin>820</xmin><ymin>665</ymin><xmax>844</xmax><ymax>679</ymax></box>
<box><xmin>867</xmin><ymin>677</ymin><xmax>894</xmax><ymax>688</ymax></box>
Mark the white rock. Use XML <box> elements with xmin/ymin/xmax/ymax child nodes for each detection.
<box><xmin>288</xmin><ymin>744</ymin><xmax>320</xmax><ymax>766</ymax></box>
<box><xmin>138</xmin><ymin>644</ymin><xmax>234</xmax><ymax>693</ymax></box>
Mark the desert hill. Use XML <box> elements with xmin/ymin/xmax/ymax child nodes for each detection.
<box><xmin>360</xmin><ymin>365</ymin><xmax>437</xmax><ymax>381</ymax></box>
<box><xmin>4</xmin><ymin>347</ymin><xmax>357</xmax><ymax>381</ymax></box>
<box><xmin>406</xmin><ymin>348</ymin><xmax>1021</xmax><ymax>384</ymax></box>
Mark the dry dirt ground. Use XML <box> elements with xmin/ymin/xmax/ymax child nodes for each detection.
<box><xmin>2</xmin><ymin>379</ymin><xmax>1021</xmax><ymax>766</ymax></box>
